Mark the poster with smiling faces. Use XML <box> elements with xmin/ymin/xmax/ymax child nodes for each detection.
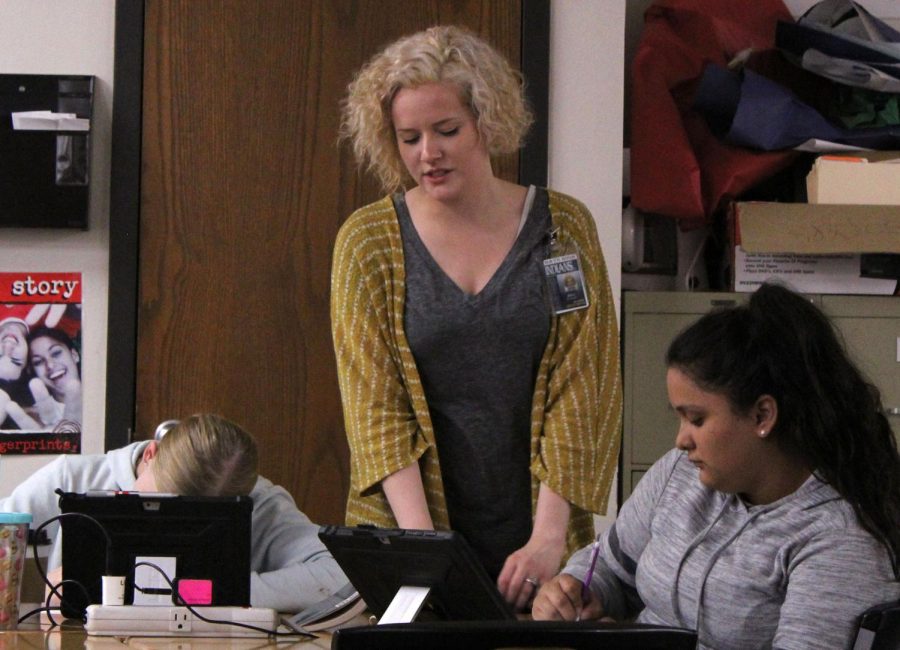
<box><xmin>0</xmin><ymin>272</ymin><xmax>81</xmax><ymax>454</ymax></box>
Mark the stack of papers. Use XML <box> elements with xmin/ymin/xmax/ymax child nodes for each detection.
<box><xmin>11</xmin><ymin>110</ymin><xmax>90</xmax><ymax>131</ymax></box>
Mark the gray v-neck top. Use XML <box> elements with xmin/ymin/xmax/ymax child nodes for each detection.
<box><xmin>395</xmin><ymin>186</ymin><xmax>552</xmax><ymax>578</ymax></box>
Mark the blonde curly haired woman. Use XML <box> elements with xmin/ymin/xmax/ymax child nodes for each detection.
<box><xmin>331</xmin><ymin>25</ymin><xmax>622</xmax><ymax>611</ymax></box>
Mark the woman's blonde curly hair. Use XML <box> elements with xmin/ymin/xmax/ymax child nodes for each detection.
<box><xmin>340</xmin><ymin>25</ymin><xmax>533</xmax><ymax>193</ymax></box>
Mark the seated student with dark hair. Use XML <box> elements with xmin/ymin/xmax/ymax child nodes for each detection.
<box><xmin>533</xmin><ymin>283</ymin><xmax>900</xmax><ymax>649</ymax></box>
<box><xmin>0</xmin><ymin>413</ymin><xmax>349</xmax><ymax>612</ymax></box>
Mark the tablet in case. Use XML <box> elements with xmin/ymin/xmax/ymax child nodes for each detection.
<box><xmin>58</xmin><ymin>490</ymin><xmax>252</xmax><ymax>619</ymax></box>
<box><xmin>318</xmin><ymin>525</ymin><xmax>516</xmax><ymax>622</ymax></box>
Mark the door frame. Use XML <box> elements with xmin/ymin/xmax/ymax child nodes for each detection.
<box><xmin>105</xmin><ymin>0</ymin><xmax>551</xmax><ymax>449</ymax></box>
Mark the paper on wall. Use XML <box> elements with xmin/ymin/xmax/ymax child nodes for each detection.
<box><xmin>11</xmin><ymin>110</ymin><xmax>89</xmax><ymax>131</ymax></box>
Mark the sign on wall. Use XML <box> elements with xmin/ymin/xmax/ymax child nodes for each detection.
<box><xmin>0</xmin><ymin>272</ymin><xmax>81</xmax><ymax>454</ymax></box>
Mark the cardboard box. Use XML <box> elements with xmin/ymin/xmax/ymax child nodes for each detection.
<box><xmin>730</xmin><ymin>202</ymin><xmax>900</xmax><ymax>295</ymax></box>
<box><xmin>807</xmin><ymin>152</ymin><xmax>900</xmax><ymax>205</ymax></box>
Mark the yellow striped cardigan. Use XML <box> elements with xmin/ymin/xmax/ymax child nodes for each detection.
<box><xmin>330</xmin><ymin>189</ymin><xmax>623</xmax><ymax>559</ymax></box>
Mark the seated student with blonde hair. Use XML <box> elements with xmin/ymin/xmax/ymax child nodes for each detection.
<box><xmin>0</xmin><ymin>413</ymin><xmax>349</xmax><ymax>612</ymax></box>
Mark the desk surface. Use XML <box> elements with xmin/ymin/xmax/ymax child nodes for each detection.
<box><xmin>2</xmin><ymin>627</ymin><xmax>334</xmax><ymax>649</ymax></box>
<box><xmin>4</xmin><ymin>616</ymin><xmax>707</xmax><ymax>650</ymax></box>
<box><xmin>2</xmin><ymin>614</ymin><xmax>342</xmax><ymax>650</ymax></box>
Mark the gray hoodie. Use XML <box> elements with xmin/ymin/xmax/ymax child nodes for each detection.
<box><xmin>563</xmin><ymin>448</ymin><xmax>900</xmax><ymax>649</ymax></box>
<box><xmin>0</xmin><ymin>441</ymin><xmax>348</xmax><ymax>612</ymax></box>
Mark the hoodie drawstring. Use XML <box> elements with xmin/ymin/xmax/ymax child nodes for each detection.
<box><xmin>693</xmin><ymin>505</ymin><xmax>769</xmax><ymax>639</ymax></box>
<box><xmin>670</xmin><ymin>496</ymin><xmax>731</xmax><ymax>626</ymax></box>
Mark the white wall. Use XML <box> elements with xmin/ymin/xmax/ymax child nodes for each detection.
<box><xmin>549</xmin><ymin>1</ymin><xmax>625</xmax><ymax>530</ymax></box>
<box><xmin>549</xmin><ymin>1</ymin><xmax>624</xmax><ymax>315</ymax></box>
<box><xmin>0</xmin><ymin>0</ymin><xmax>115</xmax><ymax>492</ymax></box>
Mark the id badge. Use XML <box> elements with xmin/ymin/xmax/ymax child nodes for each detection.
<box><xmin>543</xmin><ymin>253</ymin><xmax>589</xmax><ymax>314</ymax></box>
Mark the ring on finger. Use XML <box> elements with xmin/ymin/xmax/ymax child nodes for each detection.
<box><xmin>524</xmin><ymin>577</ymin><xmax>540</xmax><ymax>588</ymax></box>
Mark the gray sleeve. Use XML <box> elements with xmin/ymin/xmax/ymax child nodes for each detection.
<box><xmin>0</xmin><ymin>456</ymin><xmax>72</xmax><ymax>569</ymax></box>
<box><xmin>0</xmin><ymin>456</ymin><xmax>69</xmax><ymax>523</ymax></box>
<box><xmin>562</xmin><ymin>450</ymin><xmax>681</xmax><ymax>620</ymax></box>
<box><xmin>248</xmin><ymin>482</ymin><xmax>349</xmax><ymax>612</ymax></box>
<box><xmin>774</xmin><ymin>529</ymin><xmax>900</xmax><ymax>650</ymax></box>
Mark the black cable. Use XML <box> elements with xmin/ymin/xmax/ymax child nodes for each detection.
<box><xmin>15</xmin><ymin>509</ymin><xmax>311</xmax><ymax>638</ymax></box>
<box><xmin>134</xmin><ymin>561</ymin><xmax>316</xmax><ymax>639</ymax></box>
<box><xmin>18</xmin><ymin>510</ymin><xmax>110</xmax><ymax>626</ymax></box>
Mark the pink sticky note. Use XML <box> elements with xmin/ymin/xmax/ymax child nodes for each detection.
<box><xmin>177</xmin><ymin>579</ymin><xmax>213</xmax><ymax>605</ymax></box>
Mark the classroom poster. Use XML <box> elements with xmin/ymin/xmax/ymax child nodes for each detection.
<box><xmin>0</xmin><ymin>272</ymin><xmax>82</xmax><ymax>454</ymax></box>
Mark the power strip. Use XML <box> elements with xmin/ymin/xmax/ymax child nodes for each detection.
<box><xmin>85</xmin><ymin>604</ymin><xmax>280</xmax><ymax>637</ymax></box>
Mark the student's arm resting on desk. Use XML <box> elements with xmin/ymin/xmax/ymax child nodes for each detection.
<box><xmin>0</xmin><ymin>455</ymin><xmax>78</xmax><ymax>569</ymax></box>
<box><xmin>248</xmin><ymin>477</ymin><xmax>351</xmax><ymax>612</ymax></box>
<box><xmin>0</xmin><ymin>443</ymin><xmax>144</xmax><ymax>566</ymax></box>
<box><xmin>556</xmin><ymin>450</ymin><xmax>680</xmax><ymax>621</ymax></box>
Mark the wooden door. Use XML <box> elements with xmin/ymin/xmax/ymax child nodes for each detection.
<box><xmin>130</xmin><ymin>0</ymin><xmax>538</xmax><ymax>525</ymax></box>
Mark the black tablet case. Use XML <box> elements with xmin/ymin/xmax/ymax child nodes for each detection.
<box><xmin>58</xmin><ymin>491</ymin><xmax>252</xmax><ymax>618</ymax></box>
<box><xmin>318</xmin><ymin>525</ymin><xmax>516</xmax><ymax>622</ymax></box>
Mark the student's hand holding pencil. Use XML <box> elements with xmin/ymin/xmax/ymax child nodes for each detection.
<box><xmin>530</xmin><ymin>573</ymin><xmax>605</xmax><ymax>621</ymax></box>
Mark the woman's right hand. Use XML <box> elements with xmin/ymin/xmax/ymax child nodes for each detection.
<box><xmin>531</xmin><ymin>573</ymin><xmax>605</xmax><ymax>621</ymax></box>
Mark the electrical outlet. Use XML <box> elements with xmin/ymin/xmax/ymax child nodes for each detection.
<box><xmin>169</xmin><ymin>608</ymin><xmax>192</xmax><ymax>632</ymax></box>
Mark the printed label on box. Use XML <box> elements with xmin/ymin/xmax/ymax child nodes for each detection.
<box><xmin>734</xmin><ymin>247</ymin><xmax>897</xmax><ymax>295</ymax></box>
